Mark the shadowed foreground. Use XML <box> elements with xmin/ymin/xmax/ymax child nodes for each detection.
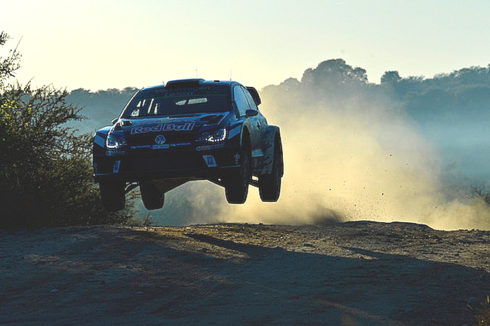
<box><xmin>0</xmin><ymin>222</ymin><xmax>488</xmax><ymax>325</ymax></box>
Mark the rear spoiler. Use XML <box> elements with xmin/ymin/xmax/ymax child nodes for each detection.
<box><xmin>246</xmin><ymin>86</ymin><xmax>261</xmax><ymax>106</ymax></box>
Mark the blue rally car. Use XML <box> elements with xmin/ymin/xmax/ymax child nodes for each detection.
<box><xmin>93</xmin><ymin>79</ymin><xmax>283</xmax><ymax>211</ymax></box>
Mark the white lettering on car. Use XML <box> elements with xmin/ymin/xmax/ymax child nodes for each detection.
<box><xmin>131</xmin><ymin>122</ymin><xmax>195</xmax><ymax>134</ymax></box>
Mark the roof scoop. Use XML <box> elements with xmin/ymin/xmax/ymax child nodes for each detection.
<box><xmin>165</xmin><ymin>79</ymin><xmax>205</xmax><ymax>89</ymax></box>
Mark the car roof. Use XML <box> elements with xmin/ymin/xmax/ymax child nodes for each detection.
<box><xmin>142</xmin><ymin>79</ymin><xmax>238</xmax><ymax>91</ymax></box>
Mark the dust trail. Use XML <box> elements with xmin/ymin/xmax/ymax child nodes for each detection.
<box><xmin>160</xmin><ymin>61</ymin><xmax>490</xmax><ymax>230</ymax></box>
<box><xmin>219</xmin><ymin>100</ymin><xmax>490</xmax><ymax>230</ymax></box>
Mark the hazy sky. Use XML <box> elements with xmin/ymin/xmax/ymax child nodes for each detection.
<box><xmin>2</xmin><ymin>0</ymin><xmax>489</xmax><ymax>90</ymax></box>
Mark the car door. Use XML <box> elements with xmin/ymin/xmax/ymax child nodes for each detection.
<box><xmin>242</xmin><ymin>86</ymin><xmax>266</xmax><ymax>155</ymax></box>
<box><xmin>233</xmin><ymin>86</ymin><xmax>260</xmax><ymax>153</ymax></box>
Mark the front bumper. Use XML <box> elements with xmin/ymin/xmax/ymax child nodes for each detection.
<box><xmin>93</xmin><ymin>143</ymin><xmax>240</xmax><ymax>182</ymax></box>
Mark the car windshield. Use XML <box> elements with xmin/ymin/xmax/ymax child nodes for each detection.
<box><xmin>122</xmin><ymin>86</ymin><xmax>230</xmax><ymax>118</ymax></box>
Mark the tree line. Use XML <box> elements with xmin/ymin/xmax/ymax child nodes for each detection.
<box><xmin>70</xmin><ymin>59</ymin><xmax>490</xmax><ymax>132</ymax></box>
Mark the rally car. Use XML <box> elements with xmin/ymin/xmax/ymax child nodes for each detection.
<box><xmin>93</xmin><ymin>78</ymin><xmax>283</xmax><ymax>211</ymax></box>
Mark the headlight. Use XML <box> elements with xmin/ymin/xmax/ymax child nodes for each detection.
<box><xmin>197</xmin><ymin>128</ymin><xmax>227</xmax><ymax>143</ymax></box>
<box><xmin>106</xmin><ymin>131</ymin><xmax>127</xmax><ymax>149</ymax></box>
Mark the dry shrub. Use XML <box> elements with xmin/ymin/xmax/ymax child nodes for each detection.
<box><xmin>474</xmin><ymin>296</ymin><xmax>490</xmax><ymax>326</ymax></box>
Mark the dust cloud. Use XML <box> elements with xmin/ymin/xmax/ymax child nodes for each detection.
<box><xmin>219</xmin><ymin>101</ymin><xmax>490</xmax><ymax>230</ymax></box>
<box><xmin>162</xmin><ymin>97</ymin><xmax>490</xmax><ymax>230</ymax></box>
<box><xmin>160</xmin><ymin>61</ymin><xmax>490</xmax><ymax>230</ymax></box>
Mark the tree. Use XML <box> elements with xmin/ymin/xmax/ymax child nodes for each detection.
<box><xmin>380</xmin><ymin>71</ymin><xmax>401</xmax><ymax>84</ymax></box>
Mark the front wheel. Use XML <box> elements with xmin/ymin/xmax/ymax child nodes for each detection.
<box><xmin>99</xmin><ymin>180</ymin><xmax>126</xmax><ymax>211</ymax></box>
<box><xmin>259</xmin><ymin>144</ymin><xmax>282</xmax><ymax>202</ymax></box>
<box><xmin>225</xmin><ymin>148</ymin><xmax>251</xmax><ymax>204</ymax></box>
<box><xmin>140</xmin><ymin>182</ymin><xmax>165</xmax><ymax>210</ymax></box>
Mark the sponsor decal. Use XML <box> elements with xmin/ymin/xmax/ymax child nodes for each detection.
<box><xmin>170</xmin><ymin>142</ymin><xmax>191</xmax><ymax>148</ymax></box>
<box><xmin>196</xmin><ymin>143</ymin><xmax>225</xmax><ymax>151</ymax></box>
<box><xmin>152</xmin><ymin>144</ymin><xmax>170</xmax><ymax>149</ymax></box>
<box><xmin>131</xmin><ymin>121</ymin><xmax>195</xmax><ymax>134</ymax></box>
<box><xmin>131</xmin><ymin>125</ymin><xmax>161</xmax><ymax>134</ymax></box>
<box><xmin>162</xmin><ymin>122</ymin><xmax>195</xmax><ymax>131</ymax></box>
<box><xmin>131</xmin><ymin>145</ymin><xmax>152</xmax><ymax>149</ymax></box>
<box><xmin>196</xmin><ymin>145</ymin><xmax>211</xmax><ymax>151</ymax></box>
<box><xmin>131</xmin><ymin>143</ymin><xmax>191</xmax><ymax>150</ymax></box>
<box><xmin>202</xmin><ymin>155</ymin><xmax>217</xmax><ymax>168</ymax></box>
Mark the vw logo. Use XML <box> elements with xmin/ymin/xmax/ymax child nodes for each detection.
<box><xmin>154</xmin><ymin>134</ymin><xmax>166</xmax><ymax>145</ymax></box>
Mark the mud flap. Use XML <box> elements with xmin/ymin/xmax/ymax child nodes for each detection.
<box><xmin>255</xmin><ymin>126</ymin><xmax>281</xmax><ymax>175</ymax></box>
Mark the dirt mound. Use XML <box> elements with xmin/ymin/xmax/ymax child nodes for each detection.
<box><xmin>1</xmin><ymin>222</ymin><xmax>488</xmax><ymax>325</ymax></box>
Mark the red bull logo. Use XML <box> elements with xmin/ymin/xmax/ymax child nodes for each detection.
<box><xmin>131</xmin><ymin>122</ymin><xmax>195</xmax><ymax>134</ymax></box>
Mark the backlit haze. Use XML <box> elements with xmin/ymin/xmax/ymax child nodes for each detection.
<box><xmin>3</xmin><ymin>0</ymin><xmax>490</xmax><ymax>90</ymax></box>
<box><xmin>2</xmin><ymin>0</ymin><xmax>490</xmax><ymax>230</ymax></box>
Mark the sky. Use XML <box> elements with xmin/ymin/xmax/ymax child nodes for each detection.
<box><xmin>2</xmin><ymin>0</ymin><xmax>489</xmax><ymax>91</ymax></box>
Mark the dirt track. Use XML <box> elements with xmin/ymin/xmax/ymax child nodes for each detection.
<box><xmin>1</xmin><ymin>221</ymin><xmax>489</xmax><ymax>325</ymax></box>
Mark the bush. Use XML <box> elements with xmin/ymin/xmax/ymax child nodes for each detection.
<box><xmin>0</xmin><ymin>32</ymin><xmax>130</xmax><ymax>228</ymax></box>
<box><xmin>474</xmin><ymin>296</ymin><xmax>490</xmax><ymax>326</ymax></box>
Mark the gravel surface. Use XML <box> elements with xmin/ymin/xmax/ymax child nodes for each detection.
<box><xmin>0</xmin><ymin>221</ymin><xmax>489</xmax><ymax>325</ymax></box>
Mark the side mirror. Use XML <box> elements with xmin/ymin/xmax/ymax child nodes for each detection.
<box><xmin>246</xmin><ymin>109</ymin><xmax>258</xmax><ymax>117</ymax></box>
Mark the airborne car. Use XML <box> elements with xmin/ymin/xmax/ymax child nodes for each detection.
<box><xmin>93</xmin><ymin>79</ymin><xmax>283</xmax><ymax>211</ymax></box>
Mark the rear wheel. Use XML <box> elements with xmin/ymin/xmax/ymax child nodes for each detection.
<box><xmin>99</xmin><ymin>180</ymin><xmax>126</xmax><ymax>211</ymax></box>
<box><xmin>140</xmin><ymin>182</ymin><xmax>165</xmax><ymax>210</ymax></box>
<box><xmin>259</xmin><ymin>142</ymin><xmax>282</xmax><ymax>202</ymax></box>
<box><xmin>225</xmin><ymin>147</ymin><xmax>251</xmax><ymax>204</ymax></box>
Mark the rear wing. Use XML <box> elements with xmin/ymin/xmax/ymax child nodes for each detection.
<box><xmin>246</xmin><ymin>87</ymin><xmax>261</xmax><ymax>106</ymax></box>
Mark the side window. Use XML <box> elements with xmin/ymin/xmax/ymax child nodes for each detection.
<box><xmin>242</xmin><ymin>87</ymin><xmax>258</xmax><ymax>111</ymax></box>
<box><xmin>233</xmin><ymin>86</ymin><xmax>250</xmax><ymax>116</ymax></box>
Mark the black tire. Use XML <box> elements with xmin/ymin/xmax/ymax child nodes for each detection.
<box><xmin>259</xmin><ymin>143</ymin><xmax>282</xmax><ymax>202</ymax></box>
<box><xmin>100</xmin><ymin>180</ymin><xmax>126</xmax><ymax>211</ymax></box>
<box><xmin>140</xmin><ymin>182</ymin><xmax>165</xmax><ymax>210</ymax></box>
<box><xmin>225</xmin><ymin>147</ymin><xmax>251</xmax><ymax>204</ymax></box>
